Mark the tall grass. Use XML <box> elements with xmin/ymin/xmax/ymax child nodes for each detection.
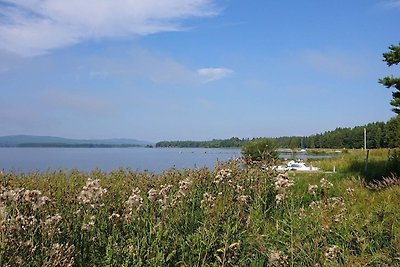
<box><xmin>0</xmin><ymin>160</ymin><xmax>399</xmax><ymax>266</ymax></box>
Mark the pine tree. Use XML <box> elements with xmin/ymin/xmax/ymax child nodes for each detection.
<box><xmin>379</xmin><ymin>44</ymin><xmax>400</xmax><ymax>114</ymax></box>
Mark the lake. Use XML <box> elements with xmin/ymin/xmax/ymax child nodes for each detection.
<box><xmin>0</xmin><ymin>147</ymin><xmax>331</xmax><ymax>173</ymax></box>
<box><xmin>0</xmin><ymin>147</ymin><xmax>242</xmax><ymax>173</ymax></box>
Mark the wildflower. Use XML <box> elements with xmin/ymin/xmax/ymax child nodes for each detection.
<box><xmin>171</xmin><ymin>178</ymin><xmax>193</xmax><ymax>206</ymax></box>
<box><xmin>308</xmin><ymin>184</ymin><xmax>318</xmax><ymax>195</ymax></box>
<box><xmin>23</xmin><ymin>189</ymin><xmax>42</xmax><ymax>203</ymax></box>
<box><xmin>81</xmin><ymin>215</ymin><xmax>96</xmax><ymax>231</ymax></box>
<box><xmin>327</xmin><ymin>197</ymin><xmax>345</xmax><ymax>208</ymax></box>
<box><xmin>43</xmin><ymin>214</ymin><xmax>62</xmax><ymax>237</ymax></box>
<box><xmin>275</xmin><ymin>193</ymin><xmax>286</xmax><ymax>204</ymax></box>
<box><xmin>214</xmin><ymin>168</ymin><xmax>232</xmax><ymax>184</ymax></box>
<box><xmin>274</xmin><ymin>174</ymin><xmax>294</xmax><ymax>190</ymax></box>
<box><xmin>200</xmin><ymin>192</ymin><xmax>215</xmax><ymax>209</ymax></box>
<box><xmin>268</xmin><ymin>250</ymin><xmax>288</xmax><ymax>266</ymax></box>
<box><xmin>237</xmin><ymin>195</ymin><xmax>250</xmax><ymax>204</ymax></box>
<box><xmin>309</xmin><ymin>200</ymin><xmax>322</xmax><ymax>210</ymax></box>
<box><xmin>235</xmin><ymin>184</ymin><xmax>244</xmax><ymax>194</ymax></box>
<box><xmin>325</xmin><ymin>245</ymin><xmax>340</xmax><ymax>260</ymax></box>
<box><xmin>346</xmin><ymin>187</ymin><xmax>354</xmax><ymax>195</ymax></box>
<box><xmin>77</xmin><ymin>178</ymin><xmax>107</xmax><ymax>207</ymax></box>
<box><xmin>33</xmin><ymin>196</ymin><xmax>51</xmax><ymax>210</ymax></box>
<box><xmin>178</xmin><ymin>178</ymin><xmax>192</xmax><ymax>193</ymax></box>
<box><xmin>333</xmin><ymin>213</ymin><xmax>344</xmax><ymax>223</ymax></box>
<box><xmin>320</xmin><ymin>178</ymin><xmax>333</xmax><ymax>189</ymax></box>
<box><xmin>148</xmin><ymin>188</ymin><xmax>158</xmax><ymax>202</ymax></box>
<box><xmin>125</xmin><ymin>187</ymin><xmax>143</xmax><ymax>212</ymax></box>
<box><xmin>108</xmin><ymin>213</ymin><xmax>121</xmax><ymax>224</ymax></box>
<box><xmin>0</xmin><ymin>189</ymin><xmax>16</xmax><ymax>203</ymax></box>
<box><xmin>157</xmin><ymin>184</ymin><xmax>173</xmax><ymax>209</ymax></box>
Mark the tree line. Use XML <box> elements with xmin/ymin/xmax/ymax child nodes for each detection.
<box><xmin>156</xmin><ymin>137</ymin><xmax>247</xmax><ymax>148</ymax></box>
<box><xmin>156</xmin><ymin>117</ymin><xmax>400</xmax><ymax>149</ymax></box>
<box><xmin>271</xmin><ymin>119</ymin><xmax>399</xmax><ymax>149</ymax></box>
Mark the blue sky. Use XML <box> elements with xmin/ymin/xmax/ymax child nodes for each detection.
<box><xmin>0</xmin><ymin>0</ymin><xmax>399</xmax><ymax>142</ymax></box>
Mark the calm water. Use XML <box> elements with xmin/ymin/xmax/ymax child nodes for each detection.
<box><xmin>0</xmin><ymin>147</ymin><xmax>332</xmax><ymax>174</ymax></box>
<box><xmin>0</xmin><ymin>147</ymin><xmax>242</xmax><ymax>173</ymax></box>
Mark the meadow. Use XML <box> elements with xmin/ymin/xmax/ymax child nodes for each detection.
<box><xmin>0</xmin><ymin>149</ymin><xmax>399</xmax><ymax>266</ymax></box>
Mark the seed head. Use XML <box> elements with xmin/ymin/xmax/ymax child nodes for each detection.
<box><xmin>320</xmin><ymin>178</ymin><xmax>333</xmax><ymax>189</ymax></box>
<box><xmin>308</xmin><ymin>184</ymin><xmax>318</xmax><ymax>195</ymax></box>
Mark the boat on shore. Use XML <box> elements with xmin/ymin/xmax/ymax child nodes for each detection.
<box><xmin>275</xmin><ymin>160</ymin><xmax>320</xmax><ymax>172</ymax></box>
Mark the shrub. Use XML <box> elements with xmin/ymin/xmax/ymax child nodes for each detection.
<box><xmin>241</xmin><ymin>138</ymin><xmax>278</xmax><ymax>163</ymax></box>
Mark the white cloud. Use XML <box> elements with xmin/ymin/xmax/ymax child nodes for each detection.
<box><xmin>197</xmin><ymin>67</ymin><xmax>234</xmax><ymax>82</ymax></box>
<box><xmin>0</xmin><ymin>0</ymin><xmax>218</xmax><ymax>56</ymax></box>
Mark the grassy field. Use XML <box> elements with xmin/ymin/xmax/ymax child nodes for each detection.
<box><xmin>0</xmin><ymin>149</ymin><xmax>399</xmax><ymax>266</ymax></box>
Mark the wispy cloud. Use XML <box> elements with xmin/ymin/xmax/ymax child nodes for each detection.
<box><xmin>380</xmin><ymin>0</ymin><xmax>400</xmax><ymax>8</ymax></box>
<box><xmin>0</xmin><ymin>0</ymin><xmax>218</xmax><ymax>56</ymax></box>
<box><xmin>197</xmin><ymin>67</ymin><xmax>234</xmax><ymax>82</ymax></box>
<box><xmin>300</xmin><ymin>50</ymin><xmax>368</xmax><ymax>78</ymax></box>
<box><xmin>43</xmin><ymin>89</ymin><xmax>113</xmax><ymax>114</ymax></box>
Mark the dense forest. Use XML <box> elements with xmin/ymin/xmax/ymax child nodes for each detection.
<box><xmin>156</xmin><ymin>117</ymin><xmax>400</xmax><ymax>149</ymax></box>
<box><xmin>156</xmin><ymin>137</ymin><xmax>247</xmax><ymax>148</ymax></box>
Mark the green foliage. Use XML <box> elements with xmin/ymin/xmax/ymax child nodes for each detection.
<box><xmin>385</xmin><ymin>116</ymin><xmax>400</xmax><ymax>148</ymax></box>
<box><xmin>379</xmin><ymin>43</ymin><xmax>400</xmax><ymax>114</ymax></box>
<box><xmin>271</xmin><ymin>121</ymin><xmax>388</xmax><ymax>149</ymax></box>
<box><xmin>156</xmin><ymin>137</ymin><xmax>248</xmax><ymax>148</ymax></box>
<box><xmin>241</xmin><ymin>138</ymin><xmax>278</xmax><ymax>162</ymax></box>
<box><xmin>156</xmin><ymin>120</ymin><xmax>398</xmax><ymax>150</ymax></box>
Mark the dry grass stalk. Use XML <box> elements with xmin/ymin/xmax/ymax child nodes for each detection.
<box><xmin>365</xmin><ymin>175</ymin><xmax>400</xmax><ymax>191</ymax></box>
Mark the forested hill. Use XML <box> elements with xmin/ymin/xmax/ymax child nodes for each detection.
<box><xmin>156</xmin><ymin>118</ymin><xmax>400</xmax><ymax>149</ymax></box>
<box><xmin>0</xmin><ymin>135</ymin><xmax>151</xmax><ymax>147</ymax></box>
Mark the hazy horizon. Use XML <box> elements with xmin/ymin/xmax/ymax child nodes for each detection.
<box><xmin>1</xmin><ymin>1</ymin><xmax>399</xmax><ymax>141</ymax></box>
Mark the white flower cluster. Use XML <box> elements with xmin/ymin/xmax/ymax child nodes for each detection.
<box><xmin>325</xmin><ymin>245</ymin><xmax>340</xmax><ymax>260</ymax></box>
<box><xmin>273</xmin><ymin>174</ymin><xmax>294</xmax><ymax>204</ymax></box>
<box><xmin>148</xmin><ymin>184</ymin><xmax>173</xmax><ymax>210</ymax></box>
<box><xmin>123</xmin><ymin>187</ymin><xmax>144</xmax><ymax>221</ymax></box>
<box><xmin>0</xmin><ymin>187</ymin><xmax>51</xmax><ymax>211</ymax></box>
<box><xmin>81</xmin><ymin>215</ymin><xmax>96</xmax><ymax>231</ymax></box>
<box><xmin>237</xmin><ymin>195</ymin><xmax>251</xmax><ymax>204</ymax></box>
<box><xmin>77</xmin><ymin>178</ymin><xmax>107</xmax><ymax>207</ymax></box>
<box><xmin>125</xmin><ymin>187</ymin><xmax>143</xmax><ymax>212</ymax></box>
<box><xmin>43</xmin><ymin>213</ymin><xmax>62</xmax><ymax>236</ymax></box>
<box><xmin>171</xmin><ymin>178</ymin><xmax>193</xmax><ymax>207</ymax></box>
<box><xmin>320</xmin><ymin>178</ymin><xmax>333</xmax><ymax>189</ymax></box>
<box><xmin>274</xmin><ymin>174</ymin><xmax>294</xmax><ymax>190</ymax></box>
<box><xmin>308</xmin><ymin>184</ymin><xmax>318</xmax><ymax>195</ymax></box>
<box><xmin>214</xmin><ymin>168</ymin><xmax>232</xmax><ymax>185</ymax></box>
<box><xmin>200</xmin><ymin>192</ymin><xmax>216</xmax><ymax>210</ymax></box>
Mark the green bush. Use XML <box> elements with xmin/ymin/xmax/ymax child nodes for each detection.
<box><xmin>241</xmin><ymin>138</ymin><xmax>278</xmax><ymax>163</ymax></box>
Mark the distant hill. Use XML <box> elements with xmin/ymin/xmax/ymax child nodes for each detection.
<box><xmin>0</xmin><ymin>135</ymin><xmax>152</xmax><ymax>147</ymax></box>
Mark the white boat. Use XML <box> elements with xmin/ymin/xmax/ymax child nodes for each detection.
<box><xmin>275</xmin><ymin>160</ymin><xmax>320</xmax><ymax>172</ymax></box>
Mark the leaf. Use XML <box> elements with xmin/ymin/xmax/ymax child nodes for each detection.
<box><xmin>166</xmin><ymin>250</ymin><xmax>176</xmax><ymax>262</ymax></box>
<box><xmin>215</xmin><ymin>254</ymin><xmax>223</xmax><ymax>263</ymax></box>
<box><xmin>228</xmin><ymin>242</ymin><xmax>240</xmax><ymax>249</ymax></box>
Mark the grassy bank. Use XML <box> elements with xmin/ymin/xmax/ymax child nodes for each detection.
<box><xmin>0</xmin><ymin>151</ymin><xmax>399</xmax><ymax>266</ymax></box>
